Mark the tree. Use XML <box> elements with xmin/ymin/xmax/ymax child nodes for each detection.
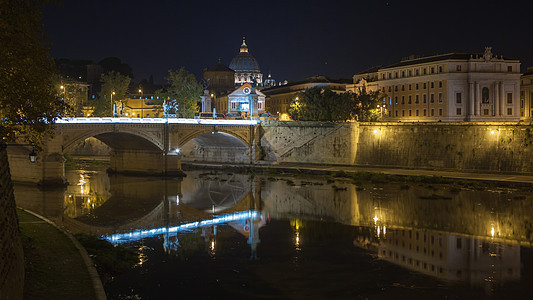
<box><xmin>157</xmin><ymin>68</ymin><xmax>202</xmax><ymax>118</ymax></box>
<box><xmin>92</xmin><ymin>71</ymin><xmax>131</xmax><ymax>117</ymax></box>
<box><xmin>289</xmin><ymin>87</ymin><xmax>356</xmax><ymax>122</ymax></box>
<box><xmin>57</xmin><ymin>77</ymin><xmax>89</xmax><ymax>117</ymax></box>
<box><xmin>1</xmin><ymin>1</ymin><xmax>66</xmax><ymax>297</ymax></box>
<box><xmin>353</xmin><ymin>87</ymin><xmax>387</xmax><ymax>122</ymax></box>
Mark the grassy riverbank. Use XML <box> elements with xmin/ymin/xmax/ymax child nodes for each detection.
<box><xmin>17</xmin><ymin>209</ymin><xmax>96</xmax><ymax>299</ymax></box>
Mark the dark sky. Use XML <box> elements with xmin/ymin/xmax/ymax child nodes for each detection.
<box><xmin>43</xmin><ymin>0</ymin><xmax>533</xmax><ymax>84</ymax></box>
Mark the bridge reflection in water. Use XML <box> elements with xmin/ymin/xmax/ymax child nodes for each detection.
<box><xmin>13</xmin><ymin>167</ymin><xmax>533</xmax><ymax>296</ymax></box>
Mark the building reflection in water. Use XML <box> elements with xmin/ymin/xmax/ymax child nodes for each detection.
<box><xmin>354</xmin><ymin>222</ymin><xmax>521</xmax><ymax>293</ymax></box>
<box><xmin>64</xmin><ymin>170</ymin><xmax>110</xmax><ymax>218</ymax></box>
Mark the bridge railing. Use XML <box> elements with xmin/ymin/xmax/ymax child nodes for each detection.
<box><xmin>56</xmin><ymin>117</ymin><xmax>260</xmax><ymax>126</ymax></box>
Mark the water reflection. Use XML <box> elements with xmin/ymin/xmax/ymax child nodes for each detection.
<box><xmin>13</xmin><ymin>167</ymin><xmax>533</xmax><ymax>297</ymax></box>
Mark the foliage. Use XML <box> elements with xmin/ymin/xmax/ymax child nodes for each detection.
<box><xmin>0</xmin><ymin>0</ymin><xmax>67</xmax><ymax>143</ymax></box>
<box><xmin>93</xmin><ymin>71</ymin><xmax>131</xmax><ymax>117</ymax></box>
<box><xmin>56</xmin><ymin>76</ymin><xmax>88</xmax><ymax>117</ymax></box>
<box><xmin>289</xmin><ymin>87</ymin><xmax>356</xmax><ymax>122</ymax></box>
<box><xmin>353</xmin><ymin>87</ymin><xmax>387</xmax><ymax>122</ymax></box>
<box><xmin>158</xmin><ymin>67</ymin><xmax>202</xmax><ymax>118</ymax></box>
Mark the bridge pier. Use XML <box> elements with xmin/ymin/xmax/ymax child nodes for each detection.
<box><xmin>7</xmin><ymin>146</ymin><xmax>67</xmax><ymax>187</ymax></box>
<box><xmin>109</xmin><ymin>150</ymin><xmax>185</xmax><ymax>176</ymax></box>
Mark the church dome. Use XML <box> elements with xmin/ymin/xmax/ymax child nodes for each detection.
<box><xmin>229</xmin><ymin>39</ymin><xmax>261</xmax><ymax>72</ymax></box>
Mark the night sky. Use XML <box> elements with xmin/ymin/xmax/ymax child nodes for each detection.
<box><xmin>43</xmin><ymin>0</ymin><xmax>533</xmax><ymax>84</ymax></box>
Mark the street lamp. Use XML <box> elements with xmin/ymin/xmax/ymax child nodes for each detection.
<box><xmin>139</xmin><ymin>89</ymin><xmax>144</xmax><ymax>118</ymax></box>
<box><xmin>29</xmin><ymin>144</ymin><xmax>37</xmax><ymax>163</ymax></box>
<box><xmin>111</xmin><ymin>91</ymin><xmax>115</xmax><ymax>117</ymax></box>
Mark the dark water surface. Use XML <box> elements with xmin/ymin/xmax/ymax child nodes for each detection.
<box><xmin>14</xmin><ymin>166</ymin><xmax>533</xmax><ymax>299</ymax></box>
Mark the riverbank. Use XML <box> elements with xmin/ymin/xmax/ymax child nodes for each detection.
<box><xmin>182</xmin><ymin>162</ymin><xmax>533</xmax><ymax>186</ymax></box>
<box><xmin>17</xmin><ymin>209</ymin><xmax>106</xmax><ymax>300</ymax></box>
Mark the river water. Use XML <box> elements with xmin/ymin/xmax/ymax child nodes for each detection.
<box><xmin>14</xmin><ymin>165</ymin><xmax>533</xmax><ymax>299</ymax></box>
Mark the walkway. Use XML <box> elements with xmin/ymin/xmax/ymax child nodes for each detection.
<box><xmin>18</xmin><ymin>209</ymin><xmax>106</xmax><ymax>300</ymax></box>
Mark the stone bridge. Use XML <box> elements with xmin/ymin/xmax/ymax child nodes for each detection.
<box><xmin>7</xmin><ymin>118</ymin><xmax>261</xmax><ymax>185</ymax></box>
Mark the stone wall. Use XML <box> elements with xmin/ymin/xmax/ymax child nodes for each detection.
<box><xmin>0</xmin><ymin>145</ymin><xmax>24</xmax><ymax>298</ymax></box>
<box><xmin>259</xmin><ymin>121</ymin><xmax>533</xmax><ymax>173</ymax></box>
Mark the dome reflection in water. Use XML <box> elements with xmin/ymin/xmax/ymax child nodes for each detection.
<box><xmin>13</xmin><ymin>166</ymin><xmax>533</xmax><ymax>298</ymax></box>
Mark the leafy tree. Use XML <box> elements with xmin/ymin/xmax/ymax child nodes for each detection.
<box><xmin>353</xmin><ymin>87</ymin><xmax>387</xmax><ymax>122</ymax></box>
<box><xmin>57</xmin><ymin>77</ymin><xmax>89</xmax><ymax>117</ymax></box>
<box><xmin>1</xmin><ymin>0</ymin><xmax>67</xmax><ymax>143</ymax></box>
<box><xmin>289</xmin><ymin>87</ymin><xmax>355</xmax><ymax>122</ymax></box>
<box><xmin>92</xmin><ymin>71</ymin><xmax>130</xmax><ymax>117</ymax></box>
<box><xmin>1</xmin><ymin>1</ymin><xmax>66</xmax><ymax>297</ymax></box>
<box><xmin>157</xmin><ymin>68</ymin><xmax>202</xmax><ymax>118</ymax></box>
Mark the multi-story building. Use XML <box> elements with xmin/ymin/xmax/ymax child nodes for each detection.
<box><xmin>214</xmin><ymin>83</ymin><xmax>266</xmax><ymax>117</ymax></box>
<box><xmin>520</xmin><ymin>67</ymin><xmax>533</xmax><ymax>120</ymax></box>
<box><xmin>349</xmin><ymin>47</ymin><xmax>521</xmax><ymax>122</ymax></box>
<box><xmin>229</xmin><ymin>39</ymin><xmax>263</xmax><ymax>87</ymax></box>
<box><xmin>262</xmin><ymin>76</ymin><xmax>349</xmax><ymax>120</ymax></box>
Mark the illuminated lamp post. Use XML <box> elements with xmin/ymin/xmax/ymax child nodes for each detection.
<box><xmin>29</xmin><ymin>144</ymin><xmax>37</xmax><ymax>163</ymax></box>
<box><xmin>110</xmin><ymin>91</ymin><xmax>116</xmax><ymax>117</ymax></box>
<box><xmin>139</xmin><ymin>89</ymin><xmax>143</xmax><ymax>118</ymax></box>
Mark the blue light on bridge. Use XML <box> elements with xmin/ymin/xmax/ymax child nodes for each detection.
<box><xmin>103</xmin><ymin>210</ymin><xmax>260</xmax><ymax>244</ymax></box>
<box><xmin>56</xmin><ymin>117</ymin><xmax>260</xmax><ymax>125</ymax></box>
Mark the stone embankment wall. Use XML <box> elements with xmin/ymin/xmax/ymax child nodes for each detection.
<box><xmin>260</xmin><ymin>121</ymin><xmax>533</xmax><ymax>173</ymax></box>
<box><xmin>0</xmin><ymin>145</ymin><xmax>24</xmax><ymax>299</ymax></box>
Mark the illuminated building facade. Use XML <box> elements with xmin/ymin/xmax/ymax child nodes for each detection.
<box><xmin>349</xmin><ymin>47</ymin><xmax>521</xmax><ymax>122</ymax></box>
<box><xmin>520</xmin><ymin>67</ymin><xmax>533</xmax><ymax>120</ymax></box>
<box><xmin>214</xmin><ymin>83</ymin><xmax>265</xmax><ymax>117</ymax></box>
<box><xmin>262</xmin><ymin>76</ymin><xmax>349</xmax><ymax>120</ymax></box>
<box><xmin>229</xmin><ymin>39</ymin><xmax>263</xmax><ymax>87</ymax></box>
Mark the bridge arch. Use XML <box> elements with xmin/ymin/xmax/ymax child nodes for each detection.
<box><xmin>60</xmin><ymin>125</ymin><xmax>165</xmax><ymax>153</ymax></box>
<box><xmin>175</xmin><ymin>126</ymin><xmax>253</xmax><ymax>149</ymax></box>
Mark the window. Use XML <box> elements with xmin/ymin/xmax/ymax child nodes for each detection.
<box><xmin>484</xmin><ymin>109</ymin><xmax>489</xmax><ymax>115</ymax></box>
<box><xmin>416</xmin><ymin>109</ymin><xmax>419</xmax><ymax>116</ymax></box>
<box><xmin>388</xmin><ymin>111</ymin><xmax>392</xmax><ymax>117</ymax></box>
<box><xmin>408</xmin><ymin>70</ymin><xmax>412</xmax><ymax>76</ymax></box>
<box><xmin>508</xmin><ymin>66</ymin><xmax>513</xmax><ymax>72</ymax></box>
<box><xmin>402</xmin><ymin>85</ymin><xmax>405</xmax><ymax>91</ymax></box>
<box><xmin>456</xmin><ymin>92</ymin><xmax>462</xmax><ymax>104</ymax></box>
<box><xmin>438</xmin><ymin>66</ymin><xmax>443</xmax><ymax>72</ymax></box>
<box><xmin>388</xmin><ymin>86</ymin><xmax>391</xmax><ymax>92</ymax></box>
<box><xmin>456</xmin><ymin>65</ymin><xmax>461</xmax><ymax>71</ymax></box>
<box><xmin>415</xmin><ymin>94</ymin><xmax>419</xmax><ymax>104</ymax></box>
<box><xmin>409</xmin><ymin>84</ymin><xmax>412</xmax><ymax>90</ymax></box>
<box><xmin>395</xmin><ymin>85</ymin><xmax>398</xmax><ymax>91</ymax></box>
<box><xmin>430</xmin><ymin>82</ymin><xmax>434</xmax><ymax>89</ymax></box>
<box><xmin>258</xmin><ymin>102</ymin><xmax>263</xmax><ymax>110</ymax></box>
<box><xmin>388</xmin><ymin>73</ymin><xmax>392</xmax><ymax>79</ymax></box>
<box><xmin>423</xmin><ymin>68</ymin><xmax>427</xmax><ymax>75</ymax></box>
<box><xmin>401</xmin><ymin>96</ymin><xmax>405</xmax><ymax>104</ymax></box>
<box><xmin>439</xmin><ymin>108</ymin><xmax>443</xmax><ymax>116</ymax></box>
<box><xmin>423</xmin><ymin>109</ymin><xmax>427</xmax><ymax>116</ymax></box>
<box><xmin>423</xmin><ymin>94</ymin><xmax>427</xmax><ymax>104</ymax></box>
<box><xmin>508</xmin><ymin>108</ymin><xmax>513</xmax><ymax>115</ymax></box>
<box><xmin>439</xmin><ymin>81</ymin><xmax>443</xmax><ymax>88</ymax></box>
<box><xmin>482</xmin><ymin>87</ymin><xmax>490</xmax><ymax>103</ymax></box>
<box><xmin>507</xmin><ymin>93</ymin><xmax>513</xmax><ymax>104</ymax></box>
<box><xmin>395</xmin><ymin>110</ymin><xmax>398</xmax><ymax>117</ymax></box>
<box><xmin>395</xmin><ymin>96</ymin><xmax>398</xmax><ymax>104</ymax></box>
<box><xmin>408</xmin><ymin>110</ymin><xmax>412</xmax><ymax>116</ymax></box>
<box><xmin>231</xmin><ymin>102</ymin><xmax>237</xmax><ymax>109</ymax></box>
<box><xmin>423</xmin><ymin>83</ymin><xmax>427</xmax><ymax>89</ymax></box>
<box><xmin>456</xmin><ymin>238</ymin><xmax>462</xmax><ymax>249</ymax></box>
<box><xmin>402</xmin><ymin>110</ymin><xmax>405</xmax><ymax>116</ymax></box>
<box><xmin>431</xmin><ymin>108</ymin><xmax>435</xmax><ymax>116</ymax></box>
<box><xmin>438</xmin><ymin>93</ymin><xmax>443</xmax><ymax>103</ymax></box>
<box><xmin>408</xmin><ymin>95</ymin><xmax>412</xmax><ymax>104</ymax></box>
<box><xmin>401</xmin><ymin>71</ymin><xmax>405</xmax><ymax>77</ymax></box>
<box><xmin>457</xmin><ymin>108</ymin><xmax>462</xmax><ymax>115</ymax></box>
<box><xmin>430</xmin><ymin>94</ymin><xmax>435</xmax><ymax>103</ymax></box>
<box><xmin>431</xmin><ymin>67</ymin><xmax>435</xmax><ymax>74</ymax></box>
<box><xmin>416</xmin><ymin>69</ymin><xmax>419</xmax><ymax>76</ymax></box>
<box><xmin>416</xmin><ymin>83</ymin><xmax>419</xmax><ymax>90</ymax></box>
